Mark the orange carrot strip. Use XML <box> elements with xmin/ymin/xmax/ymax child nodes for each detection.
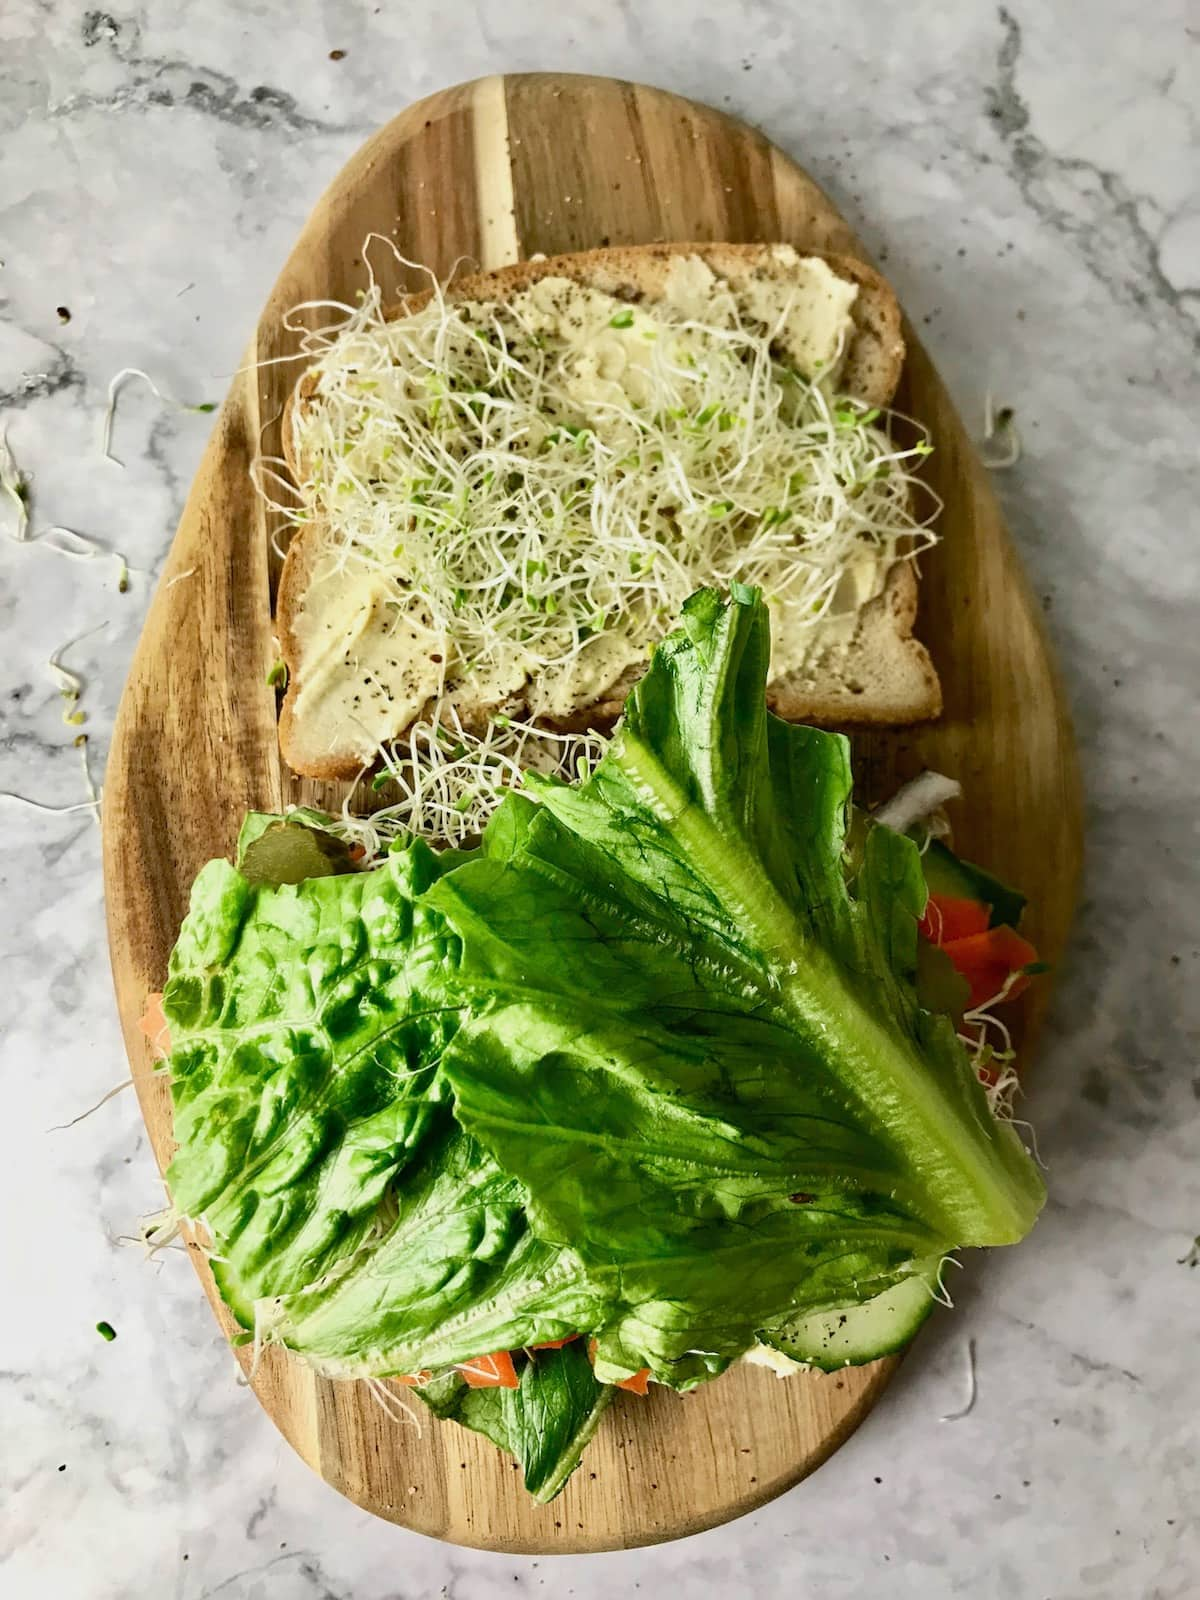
<box><xmin>586</xmin><ymin>1340</ymin><xmax>651</xmax><ymax>1395</ymax></box>
<box><xmin>615</xmin><ymin>1368</ymin><xmax>651</xmax><ymax>1395</ymax></box>
<box><xmin>139</xmin><ymin>992</ymin><xmax>170</xmax><ymax>1058</ymax></box>
<box><xmin>459</xmin><ymin>1350</ymin><xmax>520</xmax><ymax>1389</ymax></box>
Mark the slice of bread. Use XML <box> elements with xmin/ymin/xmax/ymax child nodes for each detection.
<box><xmin>276</xmin><ymin>243</ymin><xmax>939</xmax><ymax>780</ymax></box>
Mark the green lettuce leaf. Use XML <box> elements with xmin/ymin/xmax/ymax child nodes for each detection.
<box><xmin>265</xmin><ymin>1116</ymin><xmax>607</xmax><ymax>1374</ymax></box>
<box><xmin>162</xmin><ymin>840</ymin><xmax>462</xmax><ymax>1322</ymax></box>
<box><xmin>159</xmin><ymin>586</ymin><xmax>1043</xmax><ymax>1496</ymax></box>
<box><xmin>427</xmin><ymin>589</ymin><xmax>1044</xmax><ymax>1373</ymax></box>
<box><xmin>167</xmin><ymin>825</ymin><xmax>607</xmax><ymax>1375</ymax></box>
<box><xmin>417</xmin><ymin>1342</ymin><xmax>614</xmax><ymax>1503</ymax></box>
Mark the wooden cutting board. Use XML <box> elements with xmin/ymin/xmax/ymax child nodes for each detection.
<box><xmin>102</xmin><ymin>72</ymin><xmax>1083</xmax><ymax>1553</ymax></box>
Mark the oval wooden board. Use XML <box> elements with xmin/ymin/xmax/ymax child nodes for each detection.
<box><xmin>103</xmin><ymin>72</ymin><xmax>1082</xmax><ymax>1553</ymax></box>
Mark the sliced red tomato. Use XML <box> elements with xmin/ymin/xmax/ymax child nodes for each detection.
<box><xmin>139</xmin><ymin>992</ymin><xmax>170</xmax><ymax>1057</ymax></box>
<box><xmin>458</xmin><ymin>1350</ymin><xmax>520</xmax><ymax>1389</ymax></box>
<box><xmin>940</xmin><ymin>925</ymin><xmax>1039</xmax><ymax>1013</ymax></box>
<box><xmin>530</xmin><ymin>1334</ymin><xmax>579</xmax><ymax>1351</ymax></box>
<box><xmin>393</xmin><ymin>1370</ymin><xmax>432</xmax><ymax>1387</ymax></box>
<box><xmin>918</xmin><ymin>894</ymin><xmax>990</xmax><ymax>945</ymax></box>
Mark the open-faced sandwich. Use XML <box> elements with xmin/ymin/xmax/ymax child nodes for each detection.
<box><xmin>145</xmin><ymin>248</ymin><xmax>1044</xmax><ymax>1505</ymax></box>
<box><xmin>269</xmin><ymin>244</ymin><xmax>940</xmax><ymax>834</ymax></box>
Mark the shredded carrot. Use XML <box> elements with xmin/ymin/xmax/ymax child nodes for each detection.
<box><xmin>392</xmin><ymin>1370</ymin><xmax>432</xmax><ymax>1387</ymax></box>
<box><xmin>615</xmin><ymin>1368</ymin><xmax>651</xmax><ymax>1395</ymax></box>
<box><xmin>459</xmin><ymin>1350</ymin><xmax>520</xmax><ymax>1389</ymax></box>
<box><xmin>139</xmin><ymin>992</ymin><xmax>171</xmax><ymax>1058</ymax></box>
<box><xmin>587</xmin><ymin>1339</ymin><xmax>651</xmax><ymax>1395</ymax></box>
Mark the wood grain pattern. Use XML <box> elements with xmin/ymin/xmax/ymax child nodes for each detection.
<box><xmin>102</xmin><ymin>72</ymin><xmax>1083</xmax><ymax>1553</ymax></box>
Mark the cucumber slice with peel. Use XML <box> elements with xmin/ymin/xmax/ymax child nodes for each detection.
<box><xmin>921</xmin><ymin>840</ymin><xmax>1025</xmax><ymax>930</ymax></box>
<box><xmin>761</xmin><ymin>1256</ymin><xmax>945</xmax><ymax>1370</ymax></box>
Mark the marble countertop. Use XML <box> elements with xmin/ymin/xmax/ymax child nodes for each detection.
<box><xmin>3</xmin><ymin>3</ymin><xmax>1197</xmax><ymax>1596</ymax></box>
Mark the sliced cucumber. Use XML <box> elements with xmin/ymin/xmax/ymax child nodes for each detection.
<box><xmin>761</xmin><ymin>1257</ymin><xmax>944</xmax><ymax>1370</ymax></box>
<box><xmin>922</xmin><ymin>839</ymin><xmax>1025</xmax><ymax>930</ymax></box>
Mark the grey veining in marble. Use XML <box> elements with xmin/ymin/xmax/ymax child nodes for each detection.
<box><xmin>2</xmin><ymin>3</ymin><xmax>1197</xmax><ymax>1596</ymax></box>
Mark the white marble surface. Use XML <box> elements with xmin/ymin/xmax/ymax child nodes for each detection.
<box><xmin>2</xmin><ymin>3</ymin><xmax>1197</xmax><ymax>1596</ymax></box>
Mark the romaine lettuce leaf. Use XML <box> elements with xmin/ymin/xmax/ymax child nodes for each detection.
<box><xmin>265</xmin><ymin>1116</ymin><xmax>607</xmax><ymax>1374</ymax></box>
<box><xmin>162</xmin><ymin>839</ymin><xmax>463</xmax><ymax>1322</ymax></box>
<box><xmin>427</xmin><ymin>589</ymin><xmax>1044</xmax><ymax>1374</ymax></box>
<box><xmin>165</xmin><ymin>831</ymin><xmax>608</xmax><ymax>1373</ymax></box>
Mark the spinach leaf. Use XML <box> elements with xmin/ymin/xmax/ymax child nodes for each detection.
<box><xmin>502</xmin><ymin>1342</ymin><xmax>614</xmax><ymax>1502</ymax></box>
<box><xmin>416</xmin><ymin>1343</ymin><xmax>613</xmax><ymax>1503</ymax></box>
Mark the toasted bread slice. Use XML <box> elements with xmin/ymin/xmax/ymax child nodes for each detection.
<box><xmin>276</xmin><ymin>243</ymin><xmax>938</xmax><ymax>780</ymax></box>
